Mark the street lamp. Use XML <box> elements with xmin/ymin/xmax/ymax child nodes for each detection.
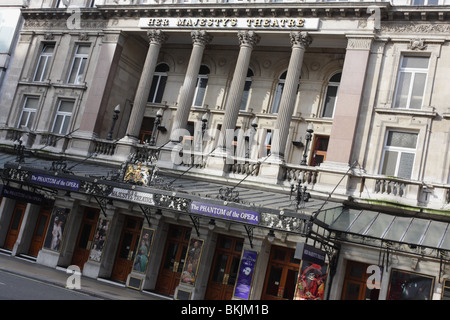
<box><xmin>149</xmin><ymin>108</ymin><xmax>163</xmax><ymax>146</ymax></box>
<box><xmin>300</xmin><ymin>123</ymin><xmax>314</xmax><ymax>166</ymax></box>
<box><xmin>14</xmin><ymin>137</ymin><xmax>26</xmax><ymax>163</ymax></box>
<box><xmin>106</xmin><ymin>104</ymin><xmax>120</xmax><ymax>140</ymax></box>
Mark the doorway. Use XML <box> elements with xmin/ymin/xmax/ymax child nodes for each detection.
<box><xmin>28</xmin><ymin>207</ymin><xmax>52</xmax><ymax>257</ymax></box>
<box><xmin>205</xmin><ymin>235</ymin><xmax>243</xmax><ymax>300</ymax></box>
<box><xmin>111</xmin><ymin>215</ymin><xmax>143</xmax><ymax>283</ymax></box>
<box><xmin>261</xmin><ymin>246</ymin><xmax>300</xmax><ymax>300</ymax></box>
<box><xmin>3</xmin><ymin>202</ymin><xmax>27</xmax><ymax>251</ymax></box>
<box><xmin>71</xmin><ymin>207</ymin><xmax>100</xmax><ymax>270</ymax></box>
<box><xmin>310</xmin><ymin>136</ymin><xmax>329</xmax><ymax>167</ymax></box>
<box><xmin>155</xmin><ymin>224</ymin><xmax>191</xmax><ymax>296</ymax></box>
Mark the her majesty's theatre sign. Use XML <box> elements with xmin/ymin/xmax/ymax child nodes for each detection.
<box><xmin>139</xmin><ymin>17</ymin><xmax>320</xmax><ymax>30</ymax></box>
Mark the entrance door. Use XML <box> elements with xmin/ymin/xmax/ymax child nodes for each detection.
<box><xmin>341</xmin><ymin>260</ymin><xmax>380</xmax><ymax>300</ymax></box>
<box><xmin>111</xmin><ymin>215</ymin><xmax>143</xmax><ymax>283</ymax></box>
<box><xmin>261</xmin><ymin>246</ymin><xmax>300</xmax><ymax>300</ymax></box>
<box><xmin>28</xmin><ymin>208</ymin><xmax>51</xmax><ymax>257</ymax></box>
<box><xmin>310</xmin><ymin>136</ymin><xmax>329</xmax><ymax>167</ymax></box>
<box><xmin>3</xmin><ymin>202</ymin><xmax>27</xmax><ymax>250</ymax></box>
<box><xmin>205</xmin><ymin>235</ymin><xmax>243</xmax><ymax>300</ymax></box>
<box><xmin>155</xmin><ymin>225</ymin><xmax>191</xmax><ymax>296</ymax></box>
<box><xmin>71</xmin><ymin>207</ymin><xmax>100</xmax><ymax>270</ymax></box>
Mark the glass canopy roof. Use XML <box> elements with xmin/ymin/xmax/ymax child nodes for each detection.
<box><xmin>315</xmin><ymin>207</ymin><xmax>450</xmax><ymax>251</ymax></box>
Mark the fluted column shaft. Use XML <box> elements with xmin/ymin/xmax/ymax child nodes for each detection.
<box><xmin>217</xmin><ymin>31</ymin><xmax>260</xmax><ymax>150</ymax></box>
<box><xmin>271</xmin><ymin>32</ymin><xmax>312</xmax><ymax>159</ymax></box>
<box><xmin>126</xmin><ymin>30</ymin><xmax>167</xmax><ymax>139</ymax></box>
<box><xmin>170</xmin><ymin>30</ymin><xmax>212</xmax><ymax>142</ymax></box>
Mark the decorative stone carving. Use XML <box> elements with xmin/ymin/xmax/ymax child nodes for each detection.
<box><xmin>408</xmin><ymin>38</ymin><xmax>427</xmax><ymax>50</ymax></box>
<box><xmin>191</xmin><ymin>30</ymin><xmax>213</xmax><ymax>46</ymax></box>
<box><xmin>289</xmin><ymin>31</ymin><xmax>312</xmax><ymax>49</ymax></box>
<box><xmin>147</xmin><ymin>29</ymin><xmax>168</xmax><ymax>45</ymax></box>
<box><xmin>237</xmin><ymin>30</ymin><xmax>260</xmax><ymax>48</ymax></box>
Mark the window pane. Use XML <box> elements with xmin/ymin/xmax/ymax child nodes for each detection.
<box><xmin>25</xmin><ymin>97</ymin><xmax>39</xmax><ymax>110</ymax></box>
<box><xmin>402</xmin><ymin>56</ymin><xmax>429</xmax><ymax>69</ymax></box>
<box><xmin>271</xmin><ymin>82</ymin><xmax>284</xmax><ymax>113</ymax></box>
<box><xmin>322</xmin><ymin>85</ymin><xmax>338</xmax><ymax>118</ymax></box>
<box><xmin>409</xmin><ymin>73</ymin><xmax>426</xmax><ymax>109</ymax></box>
<box><xmin>397</xmin><ymin>152</ymin><xmax>415</xmax><ymax>179</ymax></box>
<box><xmin>155</xmin><ymin>75</ymin><xmax>167</xmax><ymax>103</ymax></box>
<box><xmin>381</xmin><ymin>150</ymin><xmax>398</xmax><ymax>176</ymax></box>
<box><xmin>193</xmin><ymin>77</ymin><xmax>208</xmax><ymax>106</ymax></box>
<box><xmin>387</xmin><ymin>131</ymin><xmax>418</xmax><ymax>148</ymax></box>
<box><xmin>394</xmin><ymin>72</ymin><xmax>411</xmax><ymax>108</ymax></box>
<box><xmin>59</xmin><ymin>100</ymin><xmax>74</xmax><ymax>112</ymax></box>
<box><xmin>77</xmin><ymin>45</ymin><xmax>90</xmax><ymax>55</ymax></box>
<box><xmin>68</xmin><ymin>57</ymin><xmax>81</xmax><ymax>83</ymax></box>
<box><xmin>52</xmin><ymin>115</ymin><xmax>63</xmax><ymax>134</ymax></box>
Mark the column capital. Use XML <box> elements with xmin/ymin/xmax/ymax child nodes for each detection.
<box><xmin>191</xmin><ymin>30</ymin><xmax>213</xmax><ymax>46</ymax></box>
<box><xmin>147</xmin><ymin>29</ymin><xmax>168</xmax><ymax>45</ymax></box>
<box><xmin>237</xmin><ymin>30</ymin><xmax>260</xmax><ymax>48</ymax></box>
<box><xmin>289</xmin><ymin>31</ymin><xmax>312</xmax><ymax>49</ymax></box>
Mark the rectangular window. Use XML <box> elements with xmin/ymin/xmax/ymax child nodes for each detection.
<box><xmin>193</xmin><ymin>76</ymin><xmax>208</xmax><ymax>107</ymax></box>
<box><xmin>393</xmin><ymin>56</ymin><xmax>429</xmax><ymax>109</ymax></box>
<box><xmin>67</xmin><ymin>45</ymin><xmax>90</xmax><ymax>84</ymax></box>
<box><xmin>148</xmin><ymin>74</ymin><xmax>167</xmax><ymax>103</ymax></box>
<box><xmin>380</xmin><ymin>131</ymin><xmax>418</xmax><ymax>180</ymax></box>
<box><xmin>33</xmin><ymin>44</ymin><xmax>54</xmax><ymax>82</ymax></box>
<box><xmin>18</xmin><ymin>96</ymin><xmax>39</xmax><ymax>129</ymax></box>
<box><xmin>240</xmin><ymin>79</ymin><xmax>252</xmax><ymax>111</ymax></box>
<box><xmin>51</xmin><ymin>100</ymin><xmax>74</xmax><ymax>135</ymax></box>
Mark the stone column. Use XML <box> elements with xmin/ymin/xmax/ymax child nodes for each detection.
<box><xmin>216</xmin><ymin>31</ymin><xmax>260</xmax><ymax>151</ymax></box>
<box><xmin>125</xmin><ymin>30</ymin><xmax>168</xmax><ymax>140</ymax></box>
<box><xmin>169</xmin><ymin>30</ymin><xmax>212</xmax><ymax>142</ymax></box>
<box><xmin>323</xmin><ymin>36</ymin><xmax>373</xmax><ymax>167</ymax></box>
<box><xmin>270</xmin><ymin>32</ymin><xmax>312</xmax><ymax>163</ymax></box>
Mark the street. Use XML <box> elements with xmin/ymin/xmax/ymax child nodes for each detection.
<box><xmin>0</xmin><ymin>269</ymin><xmax>100</xmax><ymax>300</ymax></box>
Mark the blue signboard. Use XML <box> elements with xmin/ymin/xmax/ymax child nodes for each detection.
<box><xmin>30</xmin><ymin>173</ymin><xmax>80</xmax><ymax>191</ymax></box>
<box><xmin>233</xmin><ymin>250</ymin><xmax>258</xmax><ymax>300</ymax></box>
<box><xmin>190</xmin><ymin>201</ymin><xmax>259</xmax><ymax>225</ymax></box>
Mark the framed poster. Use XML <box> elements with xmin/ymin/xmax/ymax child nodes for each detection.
<box><xmin>294</xmin><ymin>261</ymin><xmax>328</xmax><ymax>300</ymax></box>
<box><xmin>43</xmin><ymin>207</ymin><xmax>70</xmax><ymax>252</ymax></box>
<box><xmin>233</xmin><ymin>249</ymin><xmax>258</xmax><ymax>300</ymax></box>
<box><xmin>88</xmin><ymin>217</ymin><xmax>111</xmax><ymax>262</ymax></box>
<box><xmin>133</xmin><ymin>227</ymin><xmax>155</xmax><ymax>273</ymax></box>
<box><xmin>387</xmin><ymin>269</ymin><xmax>434</xmax><ymax>300</ymax></box>
<box><xmin>180</xmin><ymin>238</ymin><xmax>204</xmax><ymax>286</ymax></box>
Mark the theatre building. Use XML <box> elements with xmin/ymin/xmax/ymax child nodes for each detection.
<box><xmin>0</xmin><ymin>0</ymin><xmax>449</xmax><ymax>300</ymax></box>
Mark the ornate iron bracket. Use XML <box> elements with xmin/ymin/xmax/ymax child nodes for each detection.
<box><xmin>189</xmin><ymin>215</ymin><xmax>200</xmax><ymax>237</ymax></box>
<box><xmin>244</xmin><ymin>225</ymin><xmax>254</xmax><ymax>249</ymax></box>
<box><xmin>93</xmin><ymin>195</ymin><xmax>108</xmax><ymax>217</ymax></box>
<box><xmin>138</xmin><ymin>204</ymin><xmax>153</xmax><ymax>226</ymax></box>
<box><xmin>218</xmin><ymin>187</ymin><xmax>240</xmax><ymax>203</ymax></box>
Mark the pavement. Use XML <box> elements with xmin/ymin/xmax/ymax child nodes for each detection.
<box><xmin>0</xmin><ymin>251</ymin><xmax>172</xmax><ymax>300</ymax></box>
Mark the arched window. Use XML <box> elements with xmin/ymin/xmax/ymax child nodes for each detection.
<box><xmin>270</xmin><ymin>71</ymin><xmax>287</xmax><ymax>114</ymax></box>
<box><xmin>192</xmin><ymin>65</ymin><xmax>210</xmax><ymax>107</ymax></box>
<box><xmin>148</xmin><ymin>63</ymin><xmax>169</xmax><ymax>104</ymax></box>
<box><xmin>240</xmin><ymin>68</ymin><xmax>254</xmax><ymax>111</ymax></box>
<box><xmin>321</xmin><ymin>72</ymin><xmax>341</xmax><ymax>118</ymax></box>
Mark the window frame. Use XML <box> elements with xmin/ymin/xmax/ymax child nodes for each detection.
<box><xmin>148</xmin><ymin>63</ymin><xmax>169</xmax><ymax>104</ymax></box>
<box><xmin>51</xmin><ymin>99</ymin><xmax>75</xmax><ymax>135</ymax></box>
<box><xmin>270</xmin><ymin>71</ymin><xmax>287</xmax><ymax>114</ymax></box>
<box><xmin>67</xmin><ymin>44</ymin><xmax>90</xmax><ymax>85</ymax></box>
<box><xmin>379</xmin><ymin>130</ymin><xmax>419</xmax><ymax>180</ymax></box>
<box><xmin>321</xmin><ymin>72</ymin><xmax>341</xmax><ymax>118</ymax></box>
<box><xmin>17</xmin><ymin>96</ymin><xmax>40</xmax><ymax>130</ymax></box>
<box><xmin>393</xmin><ymin>55</ymin><xmax>429</xmax><ymax>110</ymax></box>
<box><xmin>240</xmin><ymin>68</ymin><xmax>254</xmax><ymax>111</ymax></box>
<box><xmin>33</xmin><ymin>44</ymin><xmax>55</xmax><ymax>82</ymax></box>
<box><xmin>192</xmin><ymin>65</ymin><xmax>210</xmax><ymax>108</ymax></box>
